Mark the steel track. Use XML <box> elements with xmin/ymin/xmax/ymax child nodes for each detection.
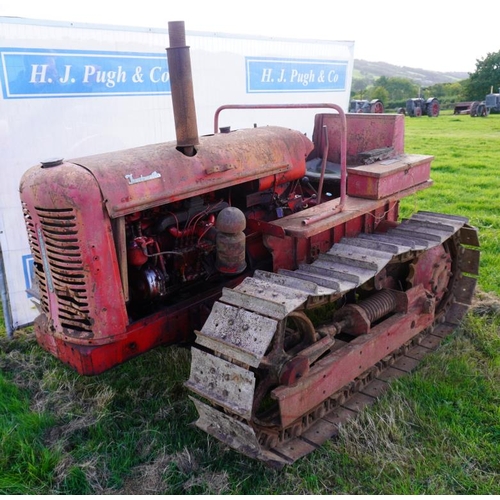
<box><xmin>186</xmin><ymin>211</ymin><xmax>479</xmax><ymax>467</ymax></box>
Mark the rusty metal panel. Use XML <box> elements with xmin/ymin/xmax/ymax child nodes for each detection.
<box><xmin>190</xmin><ymin>397</ymin><xmax>258</xmax><ymax>452</ymax></box>
<box><xmin>459</xmin><ymin>226</ymin><xmax>480</xmax><ymax>247</ymax></box>
<box><xmin>360</xmin><ymin>378</ymin><xmax>389</xmax><ymax>398</ymax></box>
<box><xmin>375</xmin><ymin>366</ymin><xmax>409</xmax><ymax>382</ymax></box>
<box><xmin>189</xmin><ymin>397</ymin><xmax>289</xmax><ymax>468</ymax></box>
<box><xmin>391</xmin><ymin>355</ymin><xmax>421</xmax><ymax>373</ymax></box>
<box><xmin>69</xmin><ymin>126</ymin><xmax>312</xmax><ymax>218</ymax></box>
<box><xmin>357</xmin><ymin>232</ymin><xmax>425</xmax><ymax>251</ymax></box>
<box><xmin>273</xmin><ymin>437</ymin><xmax>318</xmax><ymax>462</ymax></box>
<box><xmin>221</xmin><ymin>277</ymin><xmax>309</xmax><ymax>320</ymax></box>
<box><xmin>20</xmin><ymin>163</ymin><xmax>129</xmax><ymax>343</ymax></box>
<box><xmin>341</xmin><ymin>392</ymin><xmax>376</xmax><ymax>412</ymax></box>
<box><xmin>395</xmin><ymin>223</ymin><xmax>456</xmax><ymax>244</ymax></box>
<box><xmin>432</xmin><ymin>322</ymin><xmax>458</xmax><ymax>338</ymax></box>
<box><xmin>418</xmin><ymin>334</ymin><xmax>443</xmax><ymax>350</ymax></box>
<box><xmin>323</xmin><ymin>406</ymin><xmax>358</xmax><ymax>426</ymax></box>
<box><xmin>454</xmin><ymin>275</ymin><xmax>477</xmax><ymax>305</ymax></box>
<box><xmin>401</xmin><ymin>219</ymin><xmax>460</xmax><ymax>237</ymax></box>
<box><xmin>254</xmin><ymin>269</ymin><xmax>334</xmax><ymax>295</ymax></box>
<box><xmin>285</xmin><ymin>265</ymin><xmax>348</xmax><ymax>291</ymax></box>
<box><xmin>306</xmin><ymin>258</ymin><xmax>368</xmax><ymax>283</ymax></box>
<box><xmin>273</xmin><ymin>304</ymin><xmax>433</xmax><ymax>427</ymax></box>
<box><xmin>446</xmin><ymin>302</ymin><xmax>471</xmax><ymax>325</ymax></box>
<box><xmin>341</xmin><ymin>235</ymin><xmax>409</xmax><ymax>255</ymax></box>
<box><xmin>406</xmin><ymin>344</ymin><xmax>433</xmax><ymax>360</ymax></box>
<box><xmin>326</xmin><ymin>242</ymin><xmax>394</xmax><ymax>268</ymax></box>
<box><xmin>187</xmin><ymin>349</ymin><xmax>256</xmax><ymax>419</ymax></box>
<box><xmin>347</xmin><ymin>154</ymin><xmax>432</xmax><ymax>199</ymax></box>
<box><xmin>311</xmin><ymin>113</ymin><xmax>405</xmax><ymax>165</ymax></box>
<box><xmin>459</xmin><ymin>248</ymin><xmax>480</xmax><ymax>275</ymax></box>
<box><xmin>267</xmin><ymin>183</ymin><xmax>431</xmax><ymax>240</ymax></box>
<box><xmin>409</xmin><ymin>211</ymin><xmax>467</xmax><ymax>225</ymax></box>
<box><xmin>302</xmin><ymin>418</ymin><xmax>339</xmax><ymax>444</ymax></box>
<box><xmin>195</xmin><ymin>301</ymin><xmax>278</xmax><ymax>367</ymax></box>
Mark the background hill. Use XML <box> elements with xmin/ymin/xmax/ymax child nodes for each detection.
<box><xmin>354</xmin><ymin>59</ymin><xmax>469</xmax><ymax>86</ymax></box>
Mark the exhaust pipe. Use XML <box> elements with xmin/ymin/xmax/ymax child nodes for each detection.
<box><xmin>167</xmin><ymin>21</ymin><xmax>199</xmax><ymax>156</ymax></box>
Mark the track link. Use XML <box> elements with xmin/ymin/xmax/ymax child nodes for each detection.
<box><xmin>186</xmin><ymin>212</ymin><xmax>480</xmax><ymax>467</ymax></box>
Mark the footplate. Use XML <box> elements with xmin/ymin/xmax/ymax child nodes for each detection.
<box><xmin>185</xmin><ymin>211</ymin><xmax>479</xmax><ymax>466</ymax></box>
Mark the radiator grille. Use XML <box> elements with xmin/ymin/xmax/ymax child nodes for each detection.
<box><xmin>23</xmin><ymin>204</ymin><xmax>92</xmax><ymax>332</ymax></box>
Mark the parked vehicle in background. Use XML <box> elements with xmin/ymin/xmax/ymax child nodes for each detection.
<box><xmin>470</xmin><ymin>101</ymin><xmax>489</xmax><ymax>117</ymax></box>
<box><xmin>349</xmin><ymin>99</ymin><xmax>384</xmax><ymax>113</ymax></box>
<box><xmin>484</xmin><ymin>88</ymin><xmax>500</xmax><ymax>113</ymax></box>
<box><xmin>405</xmin><ymin>97</ymin><xmax>440</xmax><ymax>117</ymax></box>
<box><xmin>465</xmin><ymin>88</ymin><xmax>500</xmax><ymax>118</ymax></box>
<box><xmin>453</xmin><ymin>102</ymin><xmax>475</xmax><ymax>115</ymax></box>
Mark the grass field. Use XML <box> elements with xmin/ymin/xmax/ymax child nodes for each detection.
<box><xmin>1</xmin><ymin>112</ymin><xmax>499</xmax><ymax>494</ymax></box>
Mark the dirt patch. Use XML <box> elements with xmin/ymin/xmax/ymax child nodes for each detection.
<box><xmin>116</xmin><ymin>447</ymin><xmax>230</xmax><ymax>495</ymax></box>
<box><xmin>472</xmin><ymin>290</ymin><xmax>500</xmax><ymax>317</ymax></box>
<box><xmin>118</xmin><ymin>452</ymin><xmax>175</xmax><ymax>495</ymax></box>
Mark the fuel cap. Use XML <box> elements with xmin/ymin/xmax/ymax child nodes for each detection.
<box><xmin>40</xmin><ymin>157</ymin><xmax>64</xmax><ymax>168</ymax></box>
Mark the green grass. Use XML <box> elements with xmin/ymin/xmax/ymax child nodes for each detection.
<box><xmin>0</xmin><ymin>365</ymin><xmax>59</xmax><ymax>494</ymax></box>
<box><xmin>399</xmin><ymin>111</ymin><xmax>500</xmax><ymax>294</ymax></box>
<box><xmin>1</xmin><ymin>112</ymin><xmax>499</xmax><ymax>494</ymax></box>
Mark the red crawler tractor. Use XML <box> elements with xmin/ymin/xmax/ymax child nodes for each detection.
<box><xmin>19</xmin><ymin>22</ymin><xmax>479</xmax><ymax>467</ymax></box>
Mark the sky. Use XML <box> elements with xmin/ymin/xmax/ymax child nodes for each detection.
<box><xmin>0</xmin><ymin>0</ymin><xmax>497</xmax><ymax>74</ymax></box>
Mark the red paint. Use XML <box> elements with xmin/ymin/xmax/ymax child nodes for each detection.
<box><xmin>347</xmin><ymin>155</ymin><xmax>432</xmax><ymax>199</ymax></box>
<box><xmin>272</xmin><ymin>286</ymin><xmax>432</xmax><ymax>427</ymax></box>
<box><xmin>19</xmin><ymin>86</ymin><xmax>432</xmax><ymax>376</ymax></box>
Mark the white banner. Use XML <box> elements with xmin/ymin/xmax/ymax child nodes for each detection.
<box><xmin>0</xmin><ymin>16</ymin><xmax>354</xmax><ymax>332</ymax></box>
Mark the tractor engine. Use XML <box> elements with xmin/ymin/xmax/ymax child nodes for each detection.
<box><xmin>125</xmin><ymin>198</ymin><xmax>229</xmax><ymax>305</ymax></box>
<box><xmin>20</xmin><ymin>117</ymin><xmax>315</xmax><ymax>374</ymax></box>
<box><xmin>19</xmin><ymin>21</ymin><xmax>317</xmax><ymax>374</ymax></box>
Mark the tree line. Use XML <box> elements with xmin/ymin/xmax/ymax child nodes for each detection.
<box><xmin>351</xmin><ymin>50</ymin><xmax>500</xmax><ymax>110</ymax></box>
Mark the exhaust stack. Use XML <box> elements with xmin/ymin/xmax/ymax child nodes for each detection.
<box><xmin>167</xmin><ymin>21</ymin><xmax>199</xmax><ymax>156</ymax></box>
